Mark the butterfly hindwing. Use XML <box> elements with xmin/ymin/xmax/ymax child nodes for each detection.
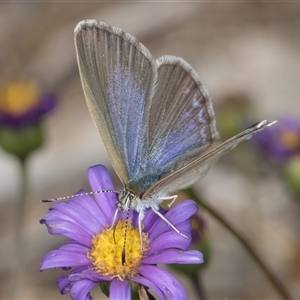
<box><xmin>151</xmin><ymin>57</ymin><xmax>218</xmax><ymax>164</ymax></box>
<box><xmin>130</xmin><ymin>56</ymin><xmax>220</xmax><ymax>195</ymax></box>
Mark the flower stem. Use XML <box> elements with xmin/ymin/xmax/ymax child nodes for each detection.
<box><xmin>12</xmin><ymin>157</ymin><xmax>28</xmax><ymax>298</ymax></box>
<box><xmin>190</xmin><ymin>272</ymin><xmax>207</xmax><ymax>300</ymax></box>
<box><xmin>184</xmin><ymin>188</ymin><xmax>292</xmax><ymax>300</ymax></box>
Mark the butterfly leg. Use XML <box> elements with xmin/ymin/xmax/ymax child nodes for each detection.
<box><xmin>150</xmin><ymin>205</ymin><xmax>188</xmax><ymax>238</ymax></box>
<box><xmin>158</xmin><ymin>195</ymin><xmax>178</xmax><ymax>208</ymax></box>
<box><xmin>138</xmin><ymin>210</ymin><xmax>145</xmax><ymax>251</ymax></box>
<box><xmin>108</xmin><ymin>208</ymin><xmax>121</xmax><ymax>231</ymax></box>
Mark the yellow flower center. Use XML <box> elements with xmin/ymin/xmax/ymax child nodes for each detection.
<box><xmin>280</xmin><ymin>131</ymin><xmax>300</xmax><ymax>150</ymax></box>
<box><xmin>0</xmin><ymin>81</ymin><xmax>40</xmax><ymax>116</ymax></box>
<box><xmin>88</xmin><ymin>220</ymin><xmax>148</xmax><ymax>280</ymax></box>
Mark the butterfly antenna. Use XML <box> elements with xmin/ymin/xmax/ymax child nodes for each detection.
<box><xmin>41</xmin><ymin>189</ymin><xmax>119</xmax><ymax>203</ymax></box>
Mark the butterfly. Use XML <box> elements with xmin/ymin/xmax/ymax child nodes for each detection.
<box><xmin>70</xmin><ymin>19</ymin><xmax>275</xmax><ymax>239</ymax></box>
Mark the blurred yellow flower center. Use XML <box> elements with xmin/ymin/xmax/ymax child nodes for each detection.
<box><xmin>88</xmin><ymin>220</ymin><xmax>148</xmax><ymax>280</ymax></box>
<box><xmin>0</xmin><ymin>82</ymin><xmax>39</xmax><ymax>116</ymax></box>
<box><xmin>280</xmin><ymin>131</ymin><xmax>300</xmax><ymax>150</ymax></box>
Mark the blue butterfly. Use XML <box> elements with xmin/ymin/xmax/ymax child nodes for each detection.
<box><xmin>73</xmin><ymin>19</ymin><xmax>275</xmax><ymax>239</ymax></box>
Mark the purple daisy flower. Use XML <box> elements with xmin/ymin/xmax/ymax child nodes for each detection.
<box><xmin>253</xmin><ymin>117</ymin><xmax>300</xmax><ymax>161</ymax></box>
<box><xmin>0</xmin><ymin>81</ymin><xmax>55</xmax><ymax>128</ymax></box>
<box><xmin>40</xmin><ymin>165</ymin><xmax>203</xmax><ymax>300</ymax></box>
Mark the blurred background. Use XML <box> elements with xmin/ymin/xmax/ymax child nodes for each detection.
<box><xmin>0</xmin><ymin>2</ymin><xmax>300</xmax><ymax>299</ymax></box>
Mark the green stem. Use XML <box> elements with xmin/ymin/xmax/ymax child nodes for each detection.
<box><xmin>184</xmin><ymin>188</ymin><xmax>292</xmax><ymax>300</ymax></box>
<box><xmin>12</xmin><ymin>157</ymin><xmax>28</xmax><ymax>298</ymax></box>
<box><xmin>17</xmin><ymin>157</ymin><xmax>28</xmax><ymax>237</ymax></box>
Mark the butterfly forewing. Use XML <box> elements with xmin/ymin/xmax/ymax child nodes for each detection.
<box><xmin>75</xmin><ymin>20</ymin><xmax>156</xmax><ymax>186</ymax></box>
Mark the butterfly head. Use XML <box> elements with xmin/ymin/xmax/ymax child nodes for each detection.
<box><xmin>117</xmin><ymin>189</ymin><xmax>139</xmax><ymax>211</ymax></box>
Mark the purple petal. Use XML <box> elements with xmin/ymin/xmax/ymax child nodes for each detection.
<box><xmin>56</xmin><ymin>266</ymin><xmax>110</xmax><ymax>294</ymax></box>
<box><xmin>57</xmin><ymin>274</ymin><xmax>71</xmax><ymax>294</ymax></box>
<box><xmin>109</xmin><ymin>279</ymin><xmax>131</xmax><ymax>300</ymax></box>
<box><xmin>164</xmin><ymin>200</ymin><xmax>198</xmax><ymax>225</ymax></box>
<box><xmin>149</xmin><ymin>200</ymin><xmax>197</xmax><ymax>241</ymax></box>
<box><xmin>69</xmin><ymin>192</ymin><xmax>109</xmax><ymax>228</ymax></box>
<box><xmin>143</xmin><ymin>207</ymin><xmax>160</xmax><ymax>232</ymax></box>
<box><xmin>68</xmin><ymin>266</ymin><xmax>111</xmax><ymax>282</ymax></box>
<box><xmin>70</xmin><ymin>280</ymin><xmax>96</xmax><ymax>300</ymax></box>
<box><xmin>131</xmin><ymin>275</ymin><xmax>165</xmax><ymax>300</ymax></box>
<box><xmin>58</xmin><ymin>241</ymin><xmax>90</xmax><ymax>254</ymax></box>
<box><xmin>70</xmin><ymin>272</ymin><xmax>111</xmax><ymax>282</ymax></box>
<box><xmin>41</xmin><ymin>213</ymin><xmax>92</xmax><ymax>246</ymax></box>
<box><xmin>139</xmin><ymin>265</ymin><xmax>187</xmax><ymax>300</ymax></box>
<box><xmin>40</xmin><ymin>249</ymin><xmax>90</xmax><ymax>270</ymax></box>
<box><xmin>143</xmin><ymin>249</ymin><xmax>203</xmax><ymax>265</ymax></box>
<box><xmin>147</xmin><ymin>231</ymin><xmax>191</xmax><ymax>255</ymax></box>
<box><xmin>87</xmin><ymin>165</ymin><xmax>118</xmax><ymax>222</ymax></box>
<box><xmin>149</xmin><ymin>219</ymin><xmax>191</xmax><ymax>243</ymax></box>
<box><xmin>48</xmin><ymin>201</ymin><xmax>100</xmax><ymax>236</ymax></box>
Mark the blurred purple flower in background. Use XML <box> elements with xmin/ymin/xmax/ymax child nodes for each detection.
<box><xmin>0</xmin><ymin>81</ymin><xmax>55</xmax><ymax>128</ymax></box>
<box><xmin>0</xmin><ymin>80</ymin><xmax>56</xmax><ymax>160</ymax></box>
<box><xmin>40</xmin><ymin>165</ymin><xmax>203</xmax><ymax>300</ymax></box>
<box><xmin>253</xmin><ymin>118</ymin><xmax>300</xmax><ymax>161</ymax></box>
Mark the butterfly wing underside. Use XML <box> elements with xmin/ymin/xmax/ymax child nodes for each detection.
<box><xmin>75</xmin><ymin>20</ymin><xmax>155</xmax><ymax>185</ymax></box>
<box><xmin>74</xmin><ymin>20</ymin><xmax>220</xmax><ymax>196</ymax></box>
